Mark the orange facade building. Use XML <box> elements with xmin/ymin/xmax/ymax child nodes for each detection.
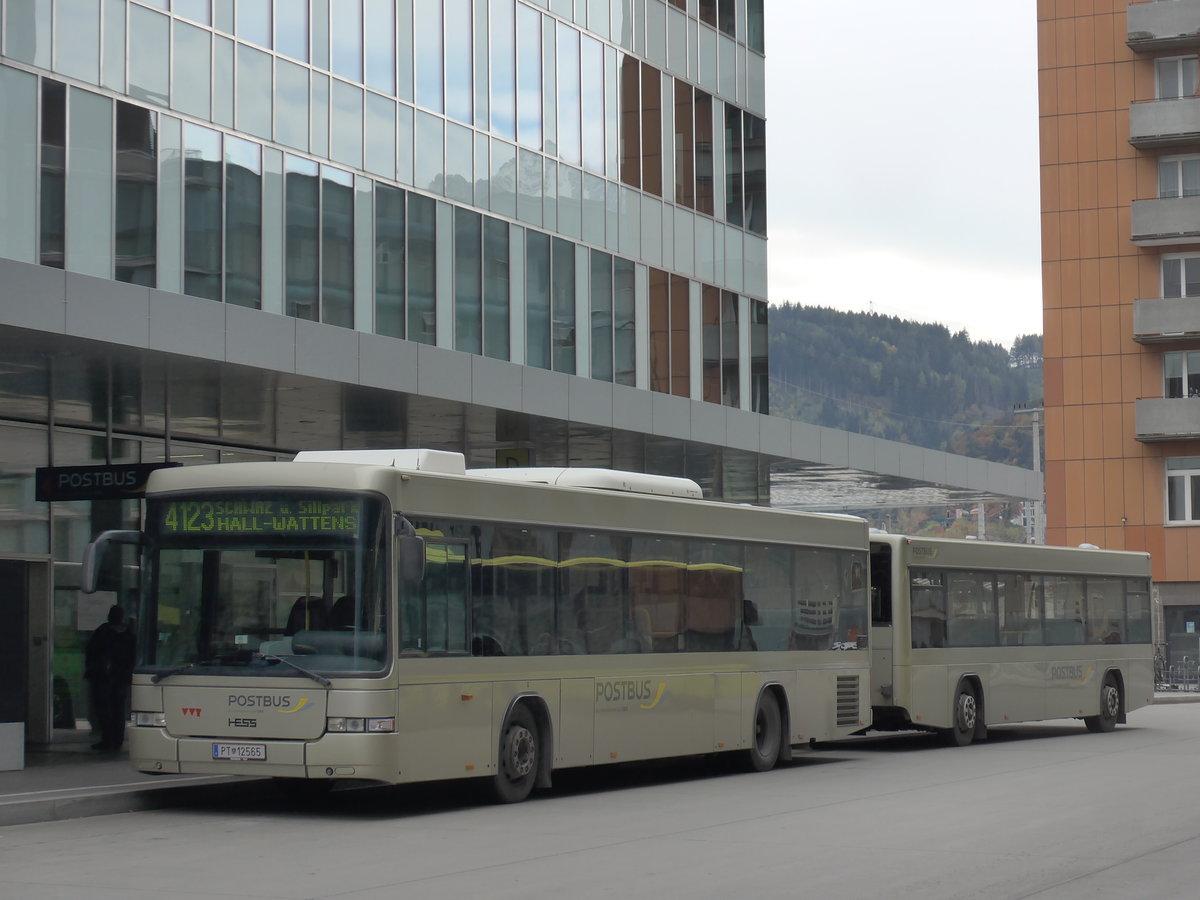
<box><xmin>1039</xmin><ymin>0</ymin><xmax>1200</xmax><ymax>661</ymax></box>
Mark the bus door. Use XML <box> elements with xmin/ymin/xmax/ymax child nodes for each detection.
<box><xmin>869</xmin><ymin>544</ymin><xmax>894</xmax><ymax>709</ymax></box>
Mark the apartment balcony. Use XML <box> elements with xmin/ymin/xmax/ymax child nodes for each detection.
<box><xmin>1134</xmin><ymin>296</ymin><xmax>1200</xmax><ymax>342</ymax></box>
<box><xmin>1136</xmin><ymin>397</ymin><xmax>1200</xmax><ymax>441</ymax></box>
<box><xmin>1127</xmin><ymin>0</ymin><xmax>1200</xmax><ymax>53</ymax></box>
<box><xmin>1132</xmin><ymin>194</ymin><xmax>1200</xmax><ymax>245</ymax></box>
<box><xmin>1129</xmin><ymin>97</ymin><xmax>1200</xmax><ymax>149</ymax></box>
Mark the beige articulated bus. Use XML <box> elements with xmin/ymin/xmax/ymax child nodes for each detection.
<box><xmin>868</xmin><ymin>534</ymin><xmax>1154</xmax><ymax>746</ymax></box>
<box><xmin>83</xmin><ymin>449</ymin><xmax>871</xmax><ymax>802</ymax></box>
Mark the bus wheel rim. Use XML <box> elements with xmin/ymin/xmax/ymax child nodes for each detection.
<box><xmin>957</xmin><ymin>692</ymin><xmax>976</xmax><ymax>732</ymax></box>
<box><xmin>504</xmin><ymin>726</ymin><xmax>535</xmax><ymax>779</ymax></box>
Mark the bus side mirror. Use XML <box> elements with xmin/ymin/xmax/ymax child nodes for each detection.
<box><xmin>80</xmin><ymin>529</ymin><xmax>143</xmax><ymax>594</ymax></box>
<box><xmin>398</xmin><ymin>536</ymin><xmax>426</xmax><ymax>584</ymax></box>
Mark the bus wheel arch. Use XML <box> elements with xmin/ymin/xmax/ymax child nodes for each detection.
<box><xmin>946</xmin><ymin>676</ymin><xmax>985</xmax><ymax>747</ymax></box>
<box><xmin>491</xmin><ymin>696</ymin><xmax>552</xmax><ymax>803</ymax></box>
<box><xmin>744</xmin><ymin>684</ymin><xmax>785</xmax><ymax>771</ymax></box>
<box><xmin>1084</xmin><ymin>670</ymin><xmax>1123</xmax><ymax>733</ymax></box>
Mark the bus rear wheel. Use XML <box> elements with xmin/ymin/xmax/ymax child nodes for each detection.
<box><xmin>492</xmin><ymin>705</ymin><xmax>539</xmax><ymax>803</ymax></box>
<box><xmin>946</xmin><ymin>682</ymin><xmax>978</xmax><ymax>747</ymax></box>
<box><xmin>745</xmin><ymin>690</ymin><xmax>782</xmax><ymax>772</ymax></box>
<box><xmin>1084</xmin><ymin>675</ymin><xmax>1120</xmax><ymax>733</ymax></box>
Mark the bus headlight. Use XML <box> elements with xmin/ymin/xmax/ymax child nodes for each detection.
<box><xmin>133</xmin><ymin>712</ymin><xmax>167</xmax><ymax>727</ymax></box>
<box><xmin>326</xmin><ymin>717</ymin><xmax>395</xmax><ymax>733</ymax></box>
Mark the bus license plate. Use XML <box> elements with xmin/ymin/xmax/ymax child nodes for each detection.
<box><xmin>212</xmin><ymin>742</ymin><xmax>267</xmax><ymax>761</ymax></box>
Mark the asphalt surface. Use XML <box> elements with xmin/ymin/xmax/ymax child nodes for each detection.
<box><xmin>3</xmin><ymin>692</ymin><xmax>1198</xmax><ymax>828</ymax></box>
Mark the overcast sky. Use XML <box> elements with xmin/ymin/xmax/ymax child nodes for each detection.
<box><xmin>764</xmin><ymin>0</ymin><xmax>1041</xmax><ymax>350</ymax></box>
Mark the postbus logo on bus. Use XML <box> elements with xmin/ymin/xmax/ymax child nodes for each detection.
<box><xmin>595</xmin><ymin>679</ymin><xmax>667</xmax><ymax>712</ymax></box>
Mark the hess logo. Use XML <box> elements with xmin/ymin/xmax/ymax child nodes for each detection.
<box><xmin>181</xmin><ymin>707</ymin><xmax>202</xmax><ymax>717</ymax></box>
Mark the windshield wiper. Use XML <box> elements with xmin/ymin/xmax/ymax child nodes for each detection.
<box><xmin>255</xmin><ymin>652</ymin><xmax>332</xmax><ymax>688</ymax></box>
<box><xmin>151</xmin><ymin>657</ymin><xmax>224</xmax><ymax>684</ymax></box>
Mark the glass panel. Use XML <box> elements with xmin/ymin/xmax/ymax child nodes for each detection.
<box><xmin>670</xmin><ymin>274</ymin><xmax>689</xmax><ymax>398</ymax></box>
<box><xmin>750</xmin><ymin>299</ymin><xmax>767</xmax><ymax>413</ymax></box>
<box><xmin>557</xmin><ymin>22</ymin><xmax>581</xmax><ymax>166</ymax></box>
<box><xmin>613</xmin><ymin>257</ymin><xmax>635</xmax><ymax>386</ymax></box>
<box><xmin>414</xmin><ymin>0</ymin><xmax>444</xmax><ymax>113</ymax></box>
<box><xmin>1184</xmin><ymin>159</ymin><xmax>1200</xmax><ymax>197</ymax></box>
<box><xmin>235</xmin><ymin>44</ymin><xmax>273</xmax><ymax>140</ymax></box>
<box><xmin>1166</xmin><ymin>351</ymin><xmax>1184</xmax><ymax>398</ymax></box>
<box><xmin>407</xmin><ymin>193</ymin><xmax>437</xmax><ymax>344</ymax></box>
<box><xmin>619</xmin><ymin>55</ymin><xmax>640</xmax><ymax>189</ymax></box>
<box><xmin>998</xmin><ymin>573</ymin><xmax>1041</xmax><ymax>646</ymax></box>
<box><xmin>285</xmin><ymin>155</ymin><xmax>320</xmax><ymax>320</ymax></box>
<box><xmin>236</xmin><ymin>0</ymin><xmax>272</xmax><ymax>47</ymax></box>
<box><xmin>695</xmin><ymin>90</ymin><xmax>714</xmax><ymax>216</ymax></box>
<box><xmin>225</xmin><ymin>136</ymin><xmax>262</xmax><ymax>308</ymax></box>
<box><xmin>1085</xmin><ymin>577</ymin><xmax>1125</xmax><ymax>644</ymax></box>
<box><xmin>698</xmin><ymin>0</ymin><xmax>716</xmax><ymax>28</ymax></box>
<box><xmin>329</xmin><ymin>79</ymin><xmax>364</xmax><ymax>169</ymax></box>
<box><xmin>526</xmin><ymin>231</ymin><xmax>551</xmax><ymax>369</ymax></box>
<box><xmin>454</xmin><ymin>209</ymin><xmax>483</xmax><ymax>354</ymax></box>
<box><xmin>702</xmin><ymin>284</ymin><xmax>720</xmax><ymax>402</ymax></box>
<box><xmin>445</xmin><ymin>0</ymin><xmax>473</xmax><ymax>124</ymax></box>
<box><xmin>946</xmin><ymin>572</ymin><xmax>997</xmax><ymax>647</ymax></box>
<box><xmin>1042</xmin><ymin>575</ymin><xmax>1086</xmax><ymax>644</ymax></box>
<box><xmin>414</xmin><ymin>111</ymin><xmax>444</xmax><ymax>193</ymax></box>
<box><xmin>364</xmin><ymin>91</ymin><xmax>397</xmax><ymax>179</ymax></box>
<box><xmin>40</xmin><ymin>80</ymin><xmax>66</xmax><ymax>269</ymax></box>
<box><xmin>723</xmin><ymin>292</ymin><xmax>740</xmax><ymax>405</ymax></box>
<box><xmin>743</xmin><ymin>114</ymin><xmax>766</xmax><ymax>235</ymax></box>
<box><xmin>551</xmin><ymin>238</ymin><xmax>576</xmax><ymax>373</ymax></box>
<box><xmin>1163</xmin><ymin>257</ymin><xmax>1182</xmax><ymax>298</ymax></box>
<box><xmin>1190</xmin><ymin>351</ymin><xmax>1200</xmax><ymax>397</ymax></box>
<box><xmin>173</xmin><ymin>21</ymin><xmax>212</xmax><ymax>119</ymax></box>
<box><xmin>725</xmin><ymin>104</ymin><xmax>743</xmax><ymax>226</ymax></box>
<box><xmin>1186</xmin><ymin>257</ymin><xmax>1200</xmax><ymax>297</ymax></box>
<box><xmin>128</xmin><ymin>6</ymin><xmax>170</xmax><ymax>105</ymax></box>
<box><xmin>747</xmin><ymin>0</ymin><xmax>764</xmax><ymax>53</ymax></box>
<box><xmin>649</xmin><ymin>267</ymin><xmax>669</xmax><ymax>392</ymax></box>
<box><xmin>446</xmin><ymin>122</ymin><xmax>474</xmax><ymax>204</ymax></box>
<box><xmin>275</xmin><ymin>59</ymin><xmax>310</xmax><ymax>150</ymax></box>
<box><xmin>375</xmin><ymin>183</ymin><xmax>406</xmax><ymax>339</ymax></box>
<box><xmin>1126</xmin><ymin>580</ymin><xmax>1151</xmax><ymax>643</ymax></box>
<box><xmin>675</xmin><ymin>80</ymin><xmax>694</xmax><ymax>209</ymax></box>
<box><xmin>1161</xmin><ymin>159</ymin><xmax>1179</xmax><ymax>199</ymax></box>
<box><xmin>590</xmin><ymin>251</ymin><xmax>613</xmax><ymax>382</ymax></box>
<box><xmin>330</xmin><ymin>0</ymin><xmax>363</xmax><ymax>80</ymax></box>
<box><xmin>322</xmin><ymin>167</ymin><xmax>355</xmax><ymax>328</ymax></box>
<box><xmin>640</xmin><ymin>62</ymin><xmax>662</xmax><ymax>196</ymax></box>
<box><xmin>483</xmin><ymin>218</ymin><xmax>510</xmax><ymax>360</ymax></box>
<box><xmin>183</xmin><ymin>124</ymin><xmax>223</xmax><ymax>301</ymax></box>
<box><xmin>56</xmin><ymin>0</ymin><xmax>101</xmax><ymax>83</ymax></box>
<box><xmin>581</xmin><ymin>34</ymin><xmax>605</xmax><ymax>175</ymax></box>
<box><xmin>115</xmin><ymin>103</ymin><xmax>157</xmax><ymax>287</ymax></box>
<box><xmin>276</xmin><ymin>0</ymin><xmax>309</xmax><ymax>61</ymax></box>
<box><xmin>1168</xmin><ymin>473</ymin><xmax>1185</xmax><ymax>521</ymax></box>
<box><xmin>516</xmin><ymin>3</ymin><xmax>540</xmax><ymax>147</ymax></box>
<box><xmin>910</xmin><ymin>569</ymin><xmax>946</xmax><ymax>649</ymax></box>
<box><xmin>312</xmin><ymin>0</ymin><xmax>329</xmax><ymax>69</ymax></box>
<box><xmin>1192</xmin><ymin>473</ymin><xmax>1200</xmax><ymax>522</ymax></box>
<box><xmin>364</xmin><ymin>0</ymin><xmax>395</xmax><ymax>92</ymax></box>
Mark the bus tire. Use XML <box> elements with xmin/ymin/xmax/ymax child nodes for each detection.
<box><xmin>1084</xmin><ymin>675</ymin><xmax>1120</xmax><ymax>734</ymax></box>
<box><xmin>745</xmin><ymin>690</ymin><xmax>782</xmax><ymax>772</ymax></box>
<box><xmin>492</xmin><ymin>704</ymin><xmax>539</xmax><ymax>803</ymax></box>
<box><xmin>947</xmin><ymin>681</ymin><xmax>979</xmax><ymax>747</ymax></box>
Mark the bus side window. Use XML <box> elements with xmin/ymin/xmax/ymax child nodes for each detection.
<box><xmin>870</xmin><ymin>545</ymin><xmax>892</xmax><ymax>626</ymax></box>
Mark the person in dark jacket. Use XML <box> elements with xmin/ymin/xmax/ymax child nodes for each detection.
<box><xmin>84</xmin><ymin>605</ymin><xmax>136</xmax><ymax>751</ymax></box>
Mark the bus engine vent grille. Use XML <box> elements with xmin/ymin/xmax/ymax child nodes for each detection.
<box><xmin>835</xmin><ymin>675</ymin><xmax>860</xmax><ymax>727</ymax></box>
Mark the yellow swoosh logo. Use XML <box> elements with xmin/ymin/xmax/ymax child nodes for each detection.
<box><xmin>279</xmin><ymin>697</ymin><xmax>310</xmax><ymax>714</ymax></box>
<box><xmin>639</xmin><ymin>683</ymin><xmax>666</xmax><ymax>710</ymax></box>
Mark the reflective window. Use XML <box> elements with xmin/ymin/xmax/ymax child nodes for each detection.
<box><xmin>670</xmin><ymin>274</ymin><xmax>689</xmax><ymax>398</ymax></box>
<box><xmin>1162</xmin><ymin>254</ymin><xmax>1200</xmax><ymax>298</ymax></box>
<box><xmin>446</xmin><ymin>122</ymin><xmax>474</xmax><ymax>204</ymax></box>
<box><xmin>322</xmin><ymin>166</ymin><xmax>355</xmax><ymax>328</ymax></box>
<box><xmin>483</xmin><ymin>218</ymin><xmax>510</xmax><ymax>360</ymax></box>
<box><xmin>236</xmin><ymin>0</ymin><xmax>272</xmax><ymax>48</ymax></box>
<box><xmin>375</xmin><ymin>183</ymin><xmax>406</xmax><ymax>339</ymax></box>
<box><xmin>613</xmin><ymin>257</ymin><xmax>635</xmax><ymax>386</ymax></box>
<box><xmin>407</xmin><ymin>193</ymin><xmax>437</xmax><ymax>344</ymax></box>
<box><xmin>415</xmin><ymin>0</ymin><xmax>444</xmax><ymax>113</ymax></box>
<box><xmin>747</xmin><ymin>0</ymin><xmax>764</xmax><ymax>53</ymax></box>
<box><xmin>331</xmin><ymin>0</ymin><xmax>364</xmax><ymax>81</ymax></box>
<box><xmin>455</xmin><ymin>209</ymin><xmax>483</xmax><ymax>354</ymax></box>
<box><xmin>551</xmin><ymin>238</ymin><xmax>576</xmax><ymax>373</ymax></box>
<box><xmin>1159</xmin><ymin>156</ymin><xmax>1200</xmax><ymax>199</ymax></box>
<box><xmin>183</xmin><ymin>124</ymin><xmax>223</xmax><ymax>301</ymax></box>
<box><xmin>649</xmin><ymin>268</ymin><xmax>669</xmax><ymax>392</ymax></box>
<box><xmin>330</xmin><ymin>80</ymin><xmax>364</xmax><ymax>169</ymax></box>
<box><xmin>590</xmin><ymin>251</ymin><xmax>613</xmax><ymax>382</ymax></box>
<box><xmin>55</xmin><ymin>0</ymin><xmax>101</xmax><ymax>83</ymax></box>
<box><xmin>1157</xmin><ymin>56</ymin><xmax>1198</xmax><ymax>100</ymax></box>
<box><xmin>722</xmin><ymin>290</ymin><xmax>739</xmax><ymax>406</ymax></box>
<box><xmin>695</xmin><ymin>91</ymin><xmax>714</xmax><ymax>216</ymax></box>
<box><xmin>641</xmin><ymin>62</ymin><xmax>662</xmax><ymax>196</ymax></box>
<box><xmin>619</xmin><ymin>55</ymin><xmax>640</xmax><ymax>188</ymax></box>
<box><xmin>225</xmin><ymin>137</ymin><xmax>262</xmax><ymax>308</ymax></box>
<box><xmin>364</xmin><ymin>0</ymin><xmax>396</xmax><ymax>93</ymax></box>
<box><xmin>750</xmin><ymin>299</ymin><xmax>767</xmax><ymax>413</ymax></box>
<box><xmin>128</xmin><ymin>6</ymin><xmax>170</xmax><ymax>106</ymax></box>
<box><xmin>674</xmin><ymin>80</ymin><xmax>694</xmax><ymax>209</ymax></box>
<box><xmin>516</xmin><ymin>4</ymin><xmax>541</xmax><ymax>148</ymax></box>
<box><xmin>311</xmin><ymin>0</ymin><xmax>329</xmax><ymax>69</ymax></box>
<box><xmin>115</xmin><ymin>102</ymin><xmax>157</xmax><ymax>287</ymax></box>
<box><xmin>526</xmin><ymin>231</ymin><xmax>551</xmax><ymax>369</ymax></box>
<box><xmin>276</xmin><ymin>0</ymin><xmax>309</xmax><ymax>61</ymax></box>
<box><xmin>172</xmin><ymin>21</ymin><xmax>212</xmax><ymax>119</ymax></box>
<box><xmin>365</xmin><ymin>92</ymin><xmax>397</xmax><ymax>179</ymax></box>
<box><xmin>581</xmin><ymin>35</ymin><xmax>605</xmax><ymax>175</ymax></box>
<box><xmin>699</xmin><ymin>0</ymin><xmax>716</xmax><ymax>27</ymax></box>
<box><xmin>724</xmin><ymin>105</ymin><xmax>743</xmax><ymax>227</ymax></box>
<box><xmin>285</xmin><ymin>155</ymin><xmax>320</xmax><ymax>320</ymax></box>
<box><xmin>40</xmin><ymin>80</ymin><xmax>66</xmax><ymax>270</ymax></box>
<box><xmin>490</xmin><ymin>0</ymin><xmax>516</xmax><ymax>138</ymax></box>
<box><xmin>446</xmin><ymin>0</ymin><xmax>473</xmax><ymax>124</ymax></box>
<box><xmin>235</xmin><ymin>44</ymin><xmax>274</xmax><ymax>140</ymax></box>
<box><xmin>701</xmin><ymin>285</ymin><xmax>720</xmax><ymax>403</ymax></box>
<box><xmin>1163</xmin><ymin>351</ymin><xmax>1200</xmax><ymax>398</ymax></box>
<box><xmin>275</xmin><ymin>59</ymin><xmax>310</xmax><ymax>150</ymax></box>
<box><xmin>743</xmin><ymin>114</ymin><xmax>766</xmax><ymax>235</ymax></box>
<box><xmin>557</xmin><ymin>23</ymin><xmax>581</xmax><ymax>167</ymax></box>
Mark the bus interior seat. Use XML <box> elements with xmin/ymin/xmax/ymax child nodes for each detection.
<box><xmin>328</xmin><ymin>594</ymin><xmax>356</xmax><ymax>629</ymax></box>
<box><xmin>285</xmin><ymin>596</ymin><xmax>328</xmax><ymax>635</ymax></box>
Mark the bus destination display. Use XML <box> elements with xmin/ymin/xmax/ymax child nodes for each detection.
<box><xmin>156</xmin><ymin>497</ymin><xmax>361</xmax><ymax>537</ymax></box>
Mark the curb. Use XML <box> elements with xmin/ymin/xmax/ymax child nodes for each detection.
<box><xmin>0</xmin><ymin>776</ymin><xmax>252</xmax><ymax>828</ymax></box>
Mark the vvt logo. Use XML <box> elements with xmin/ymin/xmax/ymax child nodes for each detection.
<box><xmin>182</xmin><ymin>707</ymin><xmax>202</xmax><ymax>717</ymax></box>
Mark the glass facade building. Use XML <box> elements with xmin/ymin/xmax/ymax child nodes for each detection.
<box><xmin>0</xmin><ymin>0</ymin><xmax>777</xmax><ymax>745</ymax></box>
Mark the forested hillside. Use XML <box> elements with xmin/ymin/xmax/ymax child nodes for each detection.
<box><xmin>768</xmin><ymin>304</ymin><xmax>1042</xmax><ymax>469</ymax></box>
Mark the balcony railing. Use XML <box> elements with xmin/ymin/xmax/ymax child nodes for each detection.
<box><xmin>1131</xmin><ymin>195</ymin><xmax>1200</xmax><ymax>245</ymax></box>
<box><xmin>1134</xmin><ymin>297</ymin><xmax>1200</xmax><ymax>341</ymax></box>
<box><xmin>1129</xmin><ymin>97</ymin><xmax>1200</xmax><ymax>149</ymax></box>
<box><xmin>1136</xmin><ymin>396</ymin><xmax>1200</xmax><ymax>441</ymax></box>
<box><xmin>1127</xmin><ymin>0</ymin><xmax>1200</xmax><ymax>53</ymax></box>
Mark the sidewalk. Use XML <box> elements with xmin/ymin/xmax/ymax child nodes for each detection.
<box><xmin>3</xmin><ymin>693</ymin><xmax>1198</xmax><ymax>827</ymax></box>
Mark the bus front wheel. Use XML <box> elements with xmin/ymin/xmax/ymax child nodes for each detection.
<box><xmin>1084</xmin><ymin>675</ymin><xmax>1120</xmax><ymax>733</ymax></box>
<box><xmin>947</xmin><ymin>682</ymin><xmax>979</xmax><ymax>747</ymax></box>
<box><xmin>492</xmin><ymin>705</ymin><xmax>539</xmax><ymax>803</ymax></box>
<box><xmin>745</xmin><ymin>690</ymin><xmax>782</xmax><ymax>772</ymax></box>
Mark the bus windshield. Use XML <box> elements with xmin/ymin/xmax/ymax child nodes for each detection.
<box><xmin>140</xmin><ymin>491</ymin><xmax>389</xmax><ymax>676</ymax></box>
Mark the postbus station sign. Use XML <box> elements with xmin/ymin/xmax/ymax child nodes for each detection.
<box><xmin>35</xmin><ymin>462</ymin><xmax>181</xmax><ymax>501</ymax></box>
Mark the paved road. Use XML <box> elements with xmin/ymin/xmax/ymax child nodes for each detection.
<box><xmin>3</xmin><ymin>704</ymin><xmax>1199</xmax><ymax>900</ymax></box>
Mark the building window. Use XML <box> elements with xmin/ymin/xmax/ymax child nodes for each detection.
<box><xmin>1167</xmin><ymin>458</ymin><xmax>1200</xmax><ymax>523</ymax></box>
<box><xmin>1164</xmin><ymin>351</ymin><xmax>1200</xmax><ymax>398</ymax></box>
<box><xmin>1156</xmin><ymin>56</ymin><xmax>1198</xmax><ymax>100</ymax></box>
<box><xmin>40</xmin><ymin>80</ymin><xmax>66</xmax><ymax>270</ymax></box>
<box><xmin>115</xmin><ymin>102</ymin><xmax>158</xmax><ymax>287</ymax></box>
<box><xmin>650</xmin><ymin>269</ymin><xmax>690</xmax><ymax>398</ymax></box>
<box><xmin>1159</xmin><ymin>157</ymin><xmax>1200</xmax><ymax>198</ymax></box>
<box><xmin>1162</xmin><ymin>254</ymin><xmax>1200</xmax><ymax>298</ymax></box>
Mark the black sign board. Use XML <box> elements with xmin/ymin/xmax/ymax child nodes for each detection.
<box><xmin>35</xmin><ymin>462</ymin><xmax>181</xmax><ymax>502</ymax></box>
